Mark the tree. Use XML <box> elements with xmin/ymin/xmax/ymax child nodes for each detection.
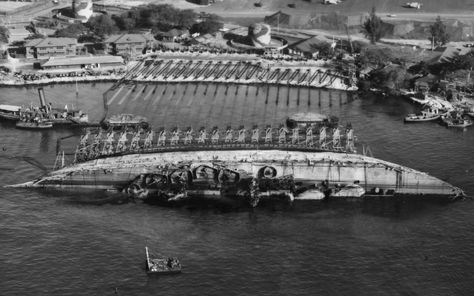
<box><xmin>362</xmin><ymin>7</ymin><xmax>385</xmax><ymax>44</ymax></box>
<box><xmin>25</xmin><ymin>33</ymin><xmax>45</xmax><ymax>40</ymax></box>
<box><xmin>0</xmin><ymin>26</ymin><xmax>9</xmax><ymax>44</ymax></box>
<box><xmin>190</xmin><ymin>14</ymin><xmax>223</xmax><ymax>35</ymax></box>
<box><xmin>112</xmin><ymin>15</ymin><xmax>136</xmax><ymax>31</ymax></box>
<box><xmin>429</xmin><ymin>16</ymin><xmax>449</xmax><ymax>48</ymax></box>
<box><xmin>309</xmin><ymin>42</ymin><xmax>332</xmax><ymax>58</ymax></box>
<box><xmin>55</xmin><ymin>23</ymin><xmax>86</xmax><ymax>38</ymax></box>
<box><xmin>87</xmin><ymin>14</ymin><xmax>118</xmax><ymax>37</ymax></box>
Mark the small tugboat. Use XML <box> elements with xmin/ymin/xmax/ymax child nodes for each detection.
<box><xmin>0</xmin><ymin>88</ymin><xmax>88</xmax><ymax>126</ymax></box>
<box><xmin>15</xmin><ymin>119</ymin><xmax>53</xmax><ymax>130</ymax></box>
<box><xmin>286</xmin><ymin>112</ymin><xmax>338</xmax><ymax>129</ymax></box>
<box><xmin>404</xmin><ymin>108</ymin><xmax>443</xmax><ymax>122</ymax></box>
<box><xmin>0</xmin><ymin>104</ymin><xmax>22</xmax><ymax>121</ymax></box>
<box><xmin>441</xmin><ymin>111</ymin><xmax>473</xmax><ymax>128</ymax></box>
<box><xmin>145</xmin><ymin>246</ymin><xmax>181</xmax><ymax>275</ymax></box>
<box><xmin>102</xmin><ymin>113</ymin><xmax>149</xmax><ymax>130</ymax></box>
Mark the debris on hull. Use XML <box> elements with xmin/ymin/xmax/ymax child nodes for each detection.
<box><xmin>8</xmin><ymin>150</ymin><xmax>464</xmax><ymax>207</ymax></box>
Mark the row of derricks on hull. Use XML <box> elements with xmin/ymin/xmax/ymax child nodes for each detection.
<box><xmin>72</xmin><ymin>125</ymin><xmax>356</xmax><ymax>164</ymax></box>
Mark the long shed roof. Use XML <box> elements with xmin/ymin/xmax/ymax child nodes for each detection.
<box><xmin>41</xmin><ymin>55</ymin><xmax>124</xmax><ymax>67</ymax></box>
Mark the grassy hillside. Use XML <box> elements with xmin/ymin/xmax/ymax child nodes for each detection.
<box><xmin>198</xmin><ymin>0</ymin><xmax>474</xmax><ymax>15</ymax></box>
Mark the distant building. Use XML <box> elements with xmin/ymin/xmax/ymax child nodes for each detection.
<box><xmin>40</xmin><ymin>55</ymin><xmax>124</xmax><ymax>70</ymax></box>
<box><xmin>6</xmin><ymin>26</ymin><xmax>30</xmax><ymax>43</ymax></box>
<box><xmin>414</xmin><ymin>74</ymin><xmax>438</xmax><ymax>93</ymax></box>
<box><xmin>154</xmin><ymin>29</ymin><xmax>189</xmax><ymax>42</ymax></box>
<box><xmin>104</xmin><ymin>33</ymin><xmax>154</xmax><ymax>56</ymax></box>
<box><xmin>92</xmin><ymin>1</ymin><xmax>130</xmax><ymax>16</ymax></box>
<box><xmin>264</xmin><ymin>11</ymin><xmax>295</xmax><ymax>28</ymax></box>
<box><xmin>264</xmin><ymin>10</ymin><xmax>362</xmax><ymax>30</ymax></box>
<box><xmin>25</xmin><ymin>37</ymin><xmax>77</xmax><ymax>59</ymax></box>
<box><xmin>289</xmin><ymin>35</ymin><xmax>331</xmax><ymax>58</ymax></box>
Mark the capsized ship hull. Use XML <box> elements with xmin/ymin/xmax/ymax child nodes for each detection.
<box><xmin>9</xmin><ymin>150</ymin><xmax>463</xmax><ymax>203</ymax></box>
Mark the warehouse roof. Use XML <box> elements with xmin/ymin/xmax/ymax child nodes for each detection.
<box><xmin>41</xmin><ymin>55</ymin><xmax>124</xmax><ymax>67</ymax></box>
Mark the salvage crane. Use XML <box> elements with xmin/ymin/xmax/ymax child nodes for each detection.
<box><xmin>344</xmin><ymin>24</ymin><xmax>353</xmax><ymax>55</ymax></box>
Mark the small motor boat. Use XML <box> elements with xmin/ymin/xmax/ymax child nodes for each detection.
<box><xmin>145</xmin><ymin>246</ymin><xmax>181</xmax><ymax>275</ymax></box>
<box><xmin>294</xmin><ymin>189</ymin><xmax>325</xmax><ymax>200</ymax></box>
<box><xmin>15</xmin><ymin>120</ymin><xmax>53</xmax><ymax>130</ymax></box>
<box><xmin>441</xmin><ymin>112</ymin><xmax>473</xmax><ymax>128</ymax></box>
<box><xmin>330</xmin><ymin>184</ymin><xmax>365</xmax><ymax>198</ymax></box>
<box><xmin>103</xmin><ymin>114</ymin><xmax>149</xmax><ymax>130</ymax></box>
<box><xmin>404</xmin><ymin>108</ymin><xmax>442</xmax><ymax>122</ymax></box>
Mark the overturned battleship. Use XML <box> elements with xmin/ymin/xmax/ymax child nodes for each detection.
<box><xmin>8</xmin><ymin>114</ymin><xmax>464</xmax><ymax>206</ymax></box>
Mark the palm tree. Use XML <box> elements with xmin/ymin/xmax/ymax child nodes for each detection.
<box><xmin>362</xmin><ymin>7</ymin><xmax>384</xmax><ymax>44</ymax></box>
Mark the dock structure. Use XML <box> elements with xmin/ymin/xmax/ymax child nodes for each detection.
<box><xmin>73</xmin><ymin>124</ymin><xmax>356</xmax><ymax>164</ymax></box>
<box><xmin>121</xmin><ymin>58</ymin><xmax>356</xmax><ymax>90</ymax></box>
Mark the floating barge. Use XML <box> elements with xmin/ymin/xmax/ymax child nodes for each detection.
<box><xmin>7</xmin><ymin>119</ymin><xmax>464</xmax><ymax>206</ymax></box>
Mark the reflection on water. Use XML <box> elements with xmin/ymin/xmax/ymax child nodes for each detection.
<box><xmin>0</xmin><ymin>82</ymin><xmax>473</xmax><ymax>295</ymax></box>
<box><xmin>0</xmin><ymin>82</ymin><xmax>473</xmax><ymax>195</ymax></box>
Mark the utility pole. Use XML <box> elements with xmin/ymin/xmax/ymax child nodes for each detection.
<box><xmin>277</xmin><ymin>12</ymin><xmax>280</xmax><ymax>33</ymax></box>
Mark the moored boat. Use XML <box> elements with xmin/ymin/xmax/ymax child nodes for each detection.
<box><xmin>0</xmin><ymin>88</ymin><xmax>89</xmax><ymax>126</ymax></box>
<box><xmin>6</xmin><ymin>115</ymin><xmax>464</xmax><ymax>205</ymax></box>
<box><xmin>102</xmin><ymin>113</ymin><xmax>149</xmax><ymax>129</ymax></box>
<box><xmin>15</xmin><ymin>120</ymin><xmax>53</xmax><ymax>130</ymax></box>
<box><xmin>330</xmin><ymin>184</ymin><xmax>365</xmax><ymax>198</ymax></box>
<box><xmin>441</xmin><ymin>112</ymin><xmax>473</xmax><ymax>128</ymax></box>
<box><xmin>404</xmin><ymin>108</ymin><xmax>443</xmax><ymax>122</ymax></box>
<box><xmin>145</xmin><ymin>246</ymin><xmax>181</xmax><ymax>275</ymax></box>
<box><xmin>0</xmin><ymin>104</ymin><xmax>22</xmax><ymax>121</ymax></box>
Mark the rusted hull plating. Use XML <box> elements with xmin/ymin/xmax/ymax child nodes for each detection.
<box><xmin>9</xmin><ymin>150</ymin><xmax>463</xmax><ymax>206</ymax></box>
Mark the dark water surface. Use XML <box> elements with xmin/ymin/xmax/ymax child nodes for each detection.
<box><xmin>0</xmin><ymin>83</ymin><xmax>473</xmax><ymax>295</ymax></box>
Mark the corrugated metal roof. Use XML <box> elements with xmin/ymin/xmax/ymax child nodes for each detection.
<box><xmin>25</xmin><ymin>37</ymin><xmax>77</xmax><ymax>48</ymax></box>
<box><xmin>41</xmin><ymin>55</ymin><xmax>124</xmax><ymax>67</ymax></box>
<box><xmin>104</xmin><ymin>34</ymin><xmax>148</xmax><ymax>44</ymax></box>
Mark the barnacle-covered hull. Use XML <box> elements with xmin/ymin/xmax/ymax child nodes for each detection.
<box><xmin>9</xmin><ymin>150</ymin><xmax>463</xmax><ymax>206</ymax></box>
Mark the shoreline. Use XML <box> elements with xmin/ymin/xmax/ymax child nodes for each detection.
<box><xmin>0</xmin><ymin>74</ymin><xmax>357</xmax><ymax>91</ymax></box>
<box><xmin>0</xmin><ymin>75</ymin><xmax>121</xmax><ymax>87</ymax></box>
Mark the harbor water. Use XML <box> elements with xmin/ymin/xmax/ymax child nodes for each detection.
<box><xmin>0</xmin><ymin>83</ymin><xmax>473</xmax><ymax>295</ymax></box>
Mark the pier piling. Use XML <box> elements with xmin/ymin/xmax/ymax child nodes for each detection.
<box><xmin>318</xmin><ymin>89</ymin><xmax>321</xmax><ymax>107</ymax></box>
<box><xmin>307</xmin><ymin>87</ymin><xmax>311</xmax><ymax>106</ymax></box>
<box><xmin>276</xmin><ymin>85</ymin><xmax>280</xmax><ymax>105</ymax></box>
<box><xmin>286</xmin><ymin>85</ymin><xmax>290</xmax><ymax>106</ymax></box>
<box><xmin>297</xmin><ymin>87</ymin><xmax>300</xmax><ymax>106</ymax></box>
<box><xmin>265</xmin><ymin>84</ymin><xmax>269</xmax><ymax>104</ymax></box>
